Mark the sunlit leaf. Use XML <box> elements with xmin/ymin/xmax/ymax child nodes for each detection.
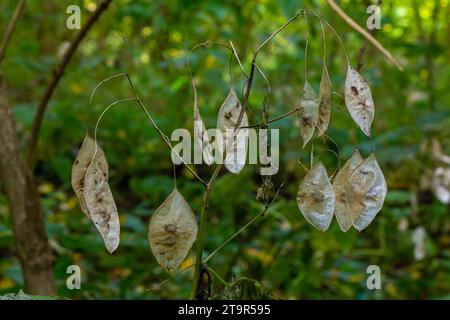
<box><xmin>71</xmin><ymin>133</ymin><xmax>108</xmax><ymax>219</ymax></box>
<box><xmin>344</xmin><ymin>65</ymin><xmax>374</xmax><ymax>137</ymax></box>
<box><xmin>346</xmin><ymin>153</ymin><xmax>387</xmax><ymax>231</ymax></box>
<box><xmin>217</xmin><ymin>88</ymin><xmax>248</xmax><ymax>173</ymax></box>
<box><xmin>298</xmin><ymin>81</ymin><xmax>319</xmax><ymax>147</ymax></box>
<box><xmin>84</xmin><ymin>162</ymin><xmax>120</xmax><ymax>253</ymax></box>
<box><xmin>297</xmin><ymin>162</ymin><xmax>335</xmax><ymax>231</ymax></box>
<box><xmin>332</xmin><ymin>149</ymin><xmax>363</xmax><ymax>232</ymax></box>
<box><xmin>317</xmin><ymin>65</ymin><xmax>332</xmax><ymax>136</ymax></box>
<box><xmin>148</xmin><ymin>188</ymin><xmax>198</xmax><ymax>271</ymax></box>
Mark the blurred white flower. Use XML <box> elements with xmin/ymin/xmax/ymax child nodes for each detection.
<box><xmin>398</xmin><ymin>218</ymin><xmax>409</xmax><ymax>231</ymax></box>
<box><xmin>412</xmin><ymin>226</ymin><xmax>426</xmax><ymax>261</ymax></box>
<box><xmin>432</xmin><ymin>167</ymin><xmax>450</xmax><ymax>204</ymax></box>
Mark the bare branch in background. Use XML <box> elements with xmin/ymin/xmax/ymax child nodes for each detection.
<box><xmin>356</xmin><ymin>0</ymin><xmax>381</xmax><ymax>72</ymax></box>
<box><xmin>327</xmin><ymin>0</ymin><xmax>404</xmax><ymax>71</ymax></box>
<box><xmin>0</xmin><ymin>0</ymin><xmax>26</xmax><ymax>66</ymax></box>
<box><xmin>28</xmin><ymin>0</ymin><xmax>114</xmax><ymax>167</ymax></box>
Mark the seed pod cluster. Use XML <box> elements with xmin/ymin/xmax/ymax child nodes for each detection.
<box><xmin>297</xmin><ymin>149</ymin><xmax>387</xmax><ymax>232</ymax></box>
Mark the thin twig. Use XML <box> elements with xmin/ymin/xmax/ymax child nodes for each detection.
<box><xmin>126</xmin><ymin>74</ymin><xmax>207</xmax><ymax>186</ymax></box>
<box><xmin>255</xmin><ymin>12</ymin><xmax>303</xmax><ymax>53</ymax></box>
<box><xmin>229</xmin><ymin>40</ymin><xmax>249</xmax><ymax>79</ymax></box>
<box><xmin>0</xmin><ymin>0</ymin><xmax>26</xmax><ymax>66</ymax></box>
<box><xmin>89</xmin><ymin>72</ymin><xmax>207</xmax><ymax>186</ymax></box>
<box><xmin>241</xmin><ymin>107</ymin><xmax>299</xmax><ymax>129</ymax></box>
<box><xmin>28</xmin><ymin>0</ymin><xmax>114</xmax><ymax>168</ymax></box>
<box><xmin>89</xmin><ymin>73</ymin><xmax>128</xmax><ymax>105</ymax></box>
<box><xmin>88</xmin><ymin>98</ymin><xmax>137</xmax><ymax>176</ymax></box>
<box><xmin>356</xmin><ymin>0</ymin><xmax>381</xmax><ymax>71</ymax></box>
<box><xmin>204</xmin><ymin>182</ymin><xmax>284</xmax><ymax>264</ymax></box>
<box><xmin>208</xmin><ymin>266</ymin><xmax>230</xmax><ymax>287</ymax></box>
<box><xmin>303</xmin><ymin>10</ymin><xmax>309</xmax><ymax>81</ymax></box>
<box><xmin>326</xmin><ymin>0</ymin><xmax>403</xmax><ymax>70</ymax></box>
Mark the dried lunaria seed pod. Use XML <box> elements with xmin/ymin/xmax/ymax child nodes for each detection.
<box><xmin>332</xmin><ymin>149</ymin><xmax>363</xmax><ymax>232</ymax></box>
<box><xmin>297</xmin><ymin>162</ymin><xmax>335</xmax><ymax>231</ymax></box>
<box><xmin>194</xmin><ymin>104</ymin><xmax>213</xmax><ymax>165</ymax></box>
<box><xmin>84</xmin><ymin>162</ymin><xmax>120</xmax><ymax>253</ymax></box>
<box><xmin>432</xmin><ymin>167</ymin><xmax>450</xmax><ymax>204</ymax></box>
<box><xmin>217</xmin><ymin>88</ymin><xmax>248</xmax><ymax>173</ymax></box>
<box><xmin>344</xmin><ymin>65</ymin><xmax>374</xmax><ymax>137</ymax></box>
<box><xmin>317</xmin><ymin>65</ymin><xmax>332</xmax><ymax>136</ymax></box>
<box><xmin>148</xmin><ymin>188</ymin><xmax>198</xmax><ymax>271</ymax></box>
<box><xmin>71</xmin><ymin>133</ymin><xmax>109</xmax><ymax>219</ymax></box>
<box><xmin>346</xmin><ymin>153</ymin><xmax>387</xmax><ymax>231</ymax></box>
<box><xmin>298</xmin><ymin>81</ymin><xmax>319</xmax><ymax>148</ymax></box>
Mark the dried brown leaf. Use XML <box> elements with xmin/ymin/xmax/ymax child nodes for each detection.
<box><xmin>71</xmin><ymin>133</ymin><xmax>108</xmax><ymax>219</ymax></box>
<box><xmin>217</xmin><ymin>88</ymin><xmax>248</xmax><ymax>173</ymax></box>
<box><xmin>297</xmin><ymin>162</ymin><xmax>335</xmax><ymax>231</ymax></box>
<box><xmin>344</xmin><ymin>65</ymin><xmax>374</xmax><ymax>137</ymax></box>
<box><xmin>346</xmin><ymin>153</ymin><xmax>387</xmax><ymax>231</ymax></box>
<box><xmin>332</xmin><ymin>149</ymin><xmax>363</xmax><ymax>232</ymax></box>
<box><xmin>148</xmin><ymin>188</ymin><xmax>198</xmax><ymax>271</ymax></box>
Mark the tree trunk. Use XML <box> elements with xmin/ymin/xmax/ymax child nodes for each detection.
<box><xmin>0</xmin><ymin>75</ymin><xmax>56</xmax><ymax>295</ymax></box>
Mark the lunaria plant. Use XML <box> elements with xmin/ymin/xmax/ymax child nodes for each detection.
<box><xmin>71</xmin><ymin>9</ymin><xmax>392</xmax><ymax>299</ymax></box>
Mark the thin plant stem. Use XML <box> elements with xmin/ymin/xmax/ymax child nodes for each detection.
<box><xmin>89</xmin><ymin>73</ymin><xmax>128</xmax><ymax>105</ymax></box>
<box><xmin>240</xmin><ymin>107</ymin><xmax>299</xmax><ymax>129</ymax></box>
<box><xmin>254</xmin><ymin>62</ymin><xmax>271</xmax><ymax>93</ymax></box>
<box><xmin>89</xmin><ymin>98</ymin><xmax>137</xmax><ymax>172</ymax></box>
<box><xmin>204</xmin><ymin>182</ymin><xmax>283</xmax><ymax>264</ymax></box>
<box><xmin>190</xmin><ymin>49</ymin><xmax>259</xmax><ymax>299</ymax></box>
<box><xmin>326</xmin><ymin>0</ymin><xmax>403</xmax><ymax>70</ymax></box>
<box><xmin>208</xmin><ymin>266</ymin><xmax>230</xmax><ymax>287</ymax></box>
<box><xmin>229</xmin><ymin>40</ymin><xmax>249</xmax><ymax>79</ymax></box>
<box><xmin>255</xmin><ymin>11</ymin><xmax>304</xmax><ymax>53</ymax></box>
<box><xmin>89</xmin><ymin>73</ymin><xmax>207</xmax><ymax>186</ymax></box>
<box><xmin>304</xmin><ymin>10</ymin><xmax>309</xmax><ymax>81</ymax></box>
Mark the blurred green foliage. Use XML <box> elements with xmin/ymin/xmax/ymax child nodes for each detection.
<box><xmin>0</xmin><ymin>0</ymin><xmax>449</xmax><ymax>299</ymax></box>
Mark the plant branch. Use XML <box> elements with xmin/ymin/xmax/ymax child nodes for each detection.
<box><xmin>255</xmin><ymin>11</ymin><xmax>304</xmax><ymax>53</ymax></box>
<box><xmin>326</xmin><ymin>0</ymin><xmax>403</xmax><ymax>70</ymax></box>
<box><xmin>27</xmin><ymin>0</ymin><xmax>114</xmax><ymax>168</ymax></box>
<box><xmin>190</xmin><ymin>48</ymin><xmax>259</xmax><ymax>299</ymax></box>
<box><xmin>90</xmin><ymin>72</ymin><xmax>208</xmax><ymax>186</ymax></box>
<box><xmin>126</xmin><ymin>75</ymin><xmax>208</xmax><ymax>186</ymax></box>
<box><xmin>356</xmin><ymin>0</ymin><xmax>381</xmax><ymax>72</ymax></box>
<box><xmin>241</xmin><ymin>106</ymin><xmax>299</xmax><ymax>129</ymax></box>
<box><xmin>0</xmin><ymin>0</ymin><xmax>26</xmax><ymax>66</ymax></box>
